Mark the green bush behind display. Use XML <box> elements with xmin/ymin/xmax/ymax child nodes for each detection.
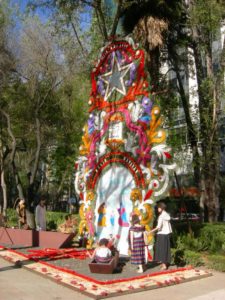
<box><xmin>171</xmin><ymin>222</ymin><xmax>225</xmax><ymax>271</ymax></box>
<box><xmin>206</xmin><ymin>255</ymin><xmax>225</xmax><ymax>272</ymax></box>
<box><xmin>5</xmin><ymin>208</ymin><xmax>79</xmax><ymax>230</ymax></box>
<box><xmin>172</xmin><ymin>223</ymin><xmax>225</xmax><ymax>254</ymax></box>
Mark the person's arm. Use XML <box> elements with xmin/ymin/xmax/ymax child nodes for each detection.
<box><xmin>163</xmin><ymin>212</ymin><xmax>171</xmax><ymax>221</ymax></box>
<box><xmin>88</xmin><ymin>248</ymin><xmax>96</xmax><ymax>259</ymax></box>
<box><xmin>107</xmin><ymin>248</ymin><xmax>112</xmax><ymax>257</ymax></box>
<box><xmin>150</xmin><ymin>216</ymin><xmax>163</xmax><ymax>234</ymax></box>
<box><xmin>35</xmin><ymin>206</ymin><xmax>40</xmax><ymax>229</ymax></box>
<box><xmin>130</xmin><ymin>230</ymin><xmax>134</xmax><ymax>250</ymax></box>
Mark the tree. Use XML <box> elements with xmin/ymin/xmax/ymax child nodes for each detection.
<box><xmin>187</xmin><ymin>0</ymin><xmax>225</xmax><ymax>221</ymax></box>
<box><xmin>18</xmin><ymin>0</ymin><xmax>225</xmax><ymax>222</ymax></box>
<box><xmin>0</xmin><ymin>2</ymin><xmax>16</xmax><ymax>215</ymax></box>
<box><xmin>122</xmin><ymin>0</ymin><xmax>225</xmax><ymax>222</ymax></box>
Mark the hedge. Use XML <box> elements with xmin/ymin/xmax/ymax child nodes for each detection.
<box><xmin>5</xmin><ymin>208</ymin><xmax>79</xmax><ymax>230</ymax></box>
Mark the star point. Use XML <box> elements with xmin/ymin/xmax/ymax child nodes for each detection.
<box><xmin>100</xmin><ymin>55</ymin><xmax>132</xmax><ymax>101</ymax></box>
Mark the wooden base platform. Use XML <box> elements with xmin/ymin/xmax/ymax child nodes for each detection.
<box><xmin>0</xmin><ymin>227</ymin><xmax>75</xmax><ymax>248</ymax></box>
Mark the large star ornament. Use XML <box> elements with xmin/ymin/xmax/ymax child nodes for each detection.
<box><xmin>100</xmin><ymin>55</ymin><xmax>132</xmax><ymax>101</ymax></box>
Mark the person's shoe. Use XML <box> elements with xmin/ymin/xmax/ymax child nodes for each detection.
<box><xmin>137</xmin><ymin>269</ymin><xmax>144</xmax><ymax>273</ymax></box>
<box><xmin>160</xmin><ymin>264</ymin><xmax>167</xmax><ymax>270</ymax></box>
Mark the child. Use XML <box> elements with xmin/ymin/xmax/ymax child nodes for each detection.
<box><xmin>129</xmin><ymin>214</ymin><xmax>146</xmax><ymax>273</ymax></box>
<box><xmin>89</xmin><ymin>238</ymin><xmax>112</xmax><ymax>263</ymax></box>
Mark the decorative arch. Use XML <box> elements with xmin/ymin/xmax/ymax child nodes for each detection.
<box><xmin>87</xmin><ymin>151</ymin><xmax>145</xmax><ymax>190</ymax></box>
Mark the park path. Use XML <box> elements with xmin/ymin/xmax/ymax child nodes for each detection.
<box><xmin>0</xmin><ymin>257</ymin><xmax>224</xmax><ymax>300</ymax></box>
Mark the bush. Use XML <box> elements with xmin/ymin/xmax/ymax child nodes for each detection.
<box><xmin>171</xmin><ymin>248</ymin><xmax>185</xmax><ymax>266</ymax></box>
<box><xmin>172</xmin><ymin>223</ymin><xmax>225</xmax><ymax>254</ymax></box>
<box><xmin>46</xmin><ymin>211</ymin><xmax>79</xmax><ymax>230</ymax></box>
<box><xmin>198</xmin><ymin>224</ymin><xmax>225</xmax><ymax>254</ymax></box>
<box><xmin>171</xmin><ymin>223</ymin><xmax>225</xmax><ymax>271</ymax></box>
<box><xmin>6</xmin><ymin>209</ymin><xmax>18</xmax><ymax>227</ymax></box>
<box><xmin>5</xmin><ymin>208</ymin><xmax>79</xmax><ymax>230</ymax></box>
<box><xmin>171</xmin><ymin>247</ymin><xmax>204</xmax><ymax>267</ymax></box>
<box><xmin>205</xmin><ymin>254</ymin><xmax>225</xmax><ymax>272</ymax></box>
<box><xmin>183</xmin><ymin>250</ymin><xmax>204</xmax><ymax>267</ymax></box>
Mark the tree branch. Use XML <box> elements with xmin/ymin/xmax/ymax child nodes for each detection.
<box><xmin>70</xmin><ymin>20</ymin><xmax>87</xmax><ymax>56</ymax></box>
<box><xmin>0</xmin><ymin>109</ymin><xmax>24</xmax><ymax>198</ymax></box>
<box><xmin>30</xmin><ymin>116</ymin><xmax>41</xmax><ymax>185</ymax></box>
<box><xmin>110</xmin><ymin>0</ymin><xmax>123</xmax><ymax>37</ymax></box>
<box><xmin>95</xmin><ymin>0</ymin><xmax>108</xmax><ymax>41</ymax></box>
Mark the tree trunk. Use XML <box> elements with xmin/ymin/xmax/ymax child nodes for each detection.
<box><xmin>169</xmin><ymin>47</ymin><xmax>201</xmax><ymax>185</ymax></box>
<box><xmin>27</xmin><ymin>117</ymin><xmax>41</xmax><ymax>202</ymax></box>
<box><xmin>190</xmin><ymin>25</ymin><xmax>223</xmax><ymax>222</ymax></box>
<box><xmin>147</xmin><ymin>47</ymin><xmax>161</xmax><ymax>90</ymax></box>
<box><xmin>1</xmin><ymin>169</ymin><xmax>7</xmax><ymax>216</ymax></box>
<box><xmin>0</xmin><ymin>109</ymin><xmax>24</xmax><ymax>200</ymax></box>
<box><xmin>30</xmin><ymin>117</ymin><xmax>41</xmax><ymax>186</ymax></box>
<box><xmin>26</xmin><ymin>209</ymin><xmax>36</xmax><ymax>229</ymax></box>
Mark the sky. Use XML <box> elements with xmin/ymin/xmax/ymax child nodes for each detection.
<box><xmin>10</xmin><ymin>0</ymin><xmax>92</xmax><ymax>31</ymax></box>
<box><xmin>11</xmin><ymin>0</ymin><xmax>51</xmax><ymax>23</ymax></box>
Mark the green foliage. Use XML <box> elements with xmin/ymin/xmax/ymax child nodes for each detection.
<box><xmin>190</xmin><ymin>0</ymin><xmax>224</xmax><ymax>40</ymax></box>
<box><xmin>206</xmin><ymin>254</ymin><xmax>225</xmax><ymax>272</ymax></box>
<box><xmin>198</xmin><ymin>224</ymin><xmax>225</xmax><ymax>254</ymax></box>
<box><xmin>171</xmin><ymin>246</ymin><xmax>204</xmax><ymax>267</ymax></box>
<box><xmin>172</xmin><ymin>223</ymin><xmax>225</xmax><ymax>271</ymax></box>
<box><xmin>6</xmin><ymin>208</ymin><xmax>79</xmax><ymax>231</ymax></box>
<box><xmin>183</xmin><ymin>250</ymin><xmax>204</xmax><ymax>267</ymax></box>
<box><xmin>5</xmin><ymin>209</ymin><xmax>18</xmax><ymax>227</ymax></box>
<box><xmin>46</xmin><ymin>211</ymin><xmax>79</xmax><ymax>230</ymax></box>
<box><xmin>173</xmin><ymin>223</ymin><xmax>225</xmax><ymax>254</ymax></box>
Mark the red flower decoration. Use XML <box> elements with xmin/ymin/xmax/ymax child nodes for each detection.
<box><xmin>164</xmin><ymin>152</ymin><xmax>172</xmax><ymax>159</ymax></box>
<box><xmin>41</xmin><ymin>268</ymin><xmax>47</xmax><ymax>273</ymax></box>
<box><xmin>136</xmin><ymin>144</ymin><xmax>151</xmax><ymax>166</ymax></box>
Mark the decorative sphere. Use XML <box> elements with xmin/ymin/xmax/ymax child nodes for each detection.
<box><xmin>158</xmin><ymin>131</ymin><xmax>162</xmax><ymax>137</ymax></box>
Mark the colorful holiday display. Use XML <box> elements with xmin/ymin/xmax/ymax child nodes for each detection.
<box><xmin>75</xmin><ymin>37</ymin><xmax>176</xmax><ymax>255</ymax></box>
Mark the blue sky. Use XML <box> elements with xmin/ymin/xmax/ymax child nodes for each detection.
<box><xmin>10</xmin><ymin>0</ymin><xmax>92</xmax><ymax>30</ymax></box>
<box><xmin>11</xmin><ymin>0</ymin><xmax>51</xmax><ymax>22</ymax></box>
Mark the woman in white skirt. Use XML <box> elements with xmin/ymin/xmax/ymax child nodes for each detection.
<box><xmin>150</xmin><ymin>202</ymin><xmax>172</xmax><ymax>270</ymax></box>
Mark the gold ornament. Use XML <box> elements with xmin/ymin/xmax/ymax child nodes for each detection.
<box><xmin>130</xmin><ymin>188</ymin><xmax>142</xmax><ymax>202</ymax></box>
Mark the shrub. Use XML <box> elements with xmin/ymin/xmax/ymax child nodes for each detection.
<box><xmin>183</xmin><ymin>250</ymin><xmax>204</xmax><ymax>267</ymax></box>
<box><xmin>198</xmin><ymin>224</ymin><xmax>225</xmax><ymax>254</ymax></box>
<box><xmin>172</xmin><ymin>223</ymin><xmax>225</xmax><ymax>254</ymax></box>
<box><xmin>171</xmin><ymin>247</ymin><xmax>204</xmax><ymax>267</ymax></box>
<box><xmin>46</xmin><ymin>211</ymin><xmax>79</xmax><ymax>230</ymax></box>
<box><xmin>6</xmin><ymin>209</ymin><xmax>18</xmax><ymax>227</ymax></box>
<box><xmin>5</xmin><ymin>208</ymin><xmax>79</xmax><ymax>231</ymax></box>
<box><xmin>205</xmin><ymin>254</ymin><xmax>225</xmax><ymax>272</ymax></box>
<box><xmin>171</xmin><ymin>248</ymin><xmax>185</xmax><ymax>266</ymax></box>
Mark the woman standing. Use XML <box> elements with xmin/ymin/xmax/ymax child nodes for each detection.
<box><xmin>150</xmin><ymin>202</ymin><xmax>172</xmax><ymax>270</ymax></box>
<box><xmin>35</xmin><ymin>198</ymin><xmax>47</xmax><ymax>231</ymax></box>
<box><xmin>129</xmin><ymin>214</ymin><xmax>146</xmax><ymax>273</ymax></box>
